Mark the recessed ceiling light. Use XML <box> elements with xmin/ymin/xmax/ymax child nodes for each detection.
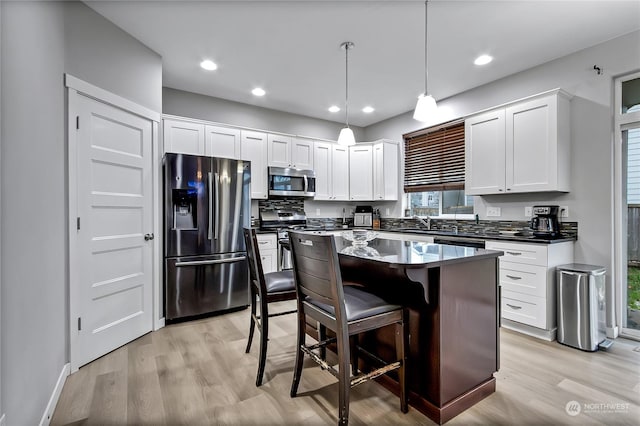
<box><xmin>252</xmin><ymin>87</ymin><xmax>266</xmax><ymax>97</ymax></box>
<box><xmin>474</xmin><ymin>55</ymin><xmax>493</xmax><ymax>66</ymax></box>
<box><xmin>328</xmin><ymin>106</ymin><xmax>340</xmax><ymax>113</ymax></box>
<box><xmin>362</xmin><ymin>106</ymin><xmax>375</xmax><ymax>113</ymax></box>
<box><xmin>200</xmin><ymin>60</ymin><xmax>217</xmax><ymax>71</ymax></box>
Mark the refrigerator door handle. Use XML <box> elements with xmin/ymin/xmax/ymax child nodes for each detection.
<box><xmin>175</xmin><ymin>256</ymin><xmax>247</xmax><ymax>267</ymax></box>
<box><xmin>208</xmin><ymin>172</ymin><xmax>213</xmax><ymax>240</ymax></box>
<box><xmin>214</xmin><ymin>172</ymin><xmax>220</xmax><ymax>240</ymax></box>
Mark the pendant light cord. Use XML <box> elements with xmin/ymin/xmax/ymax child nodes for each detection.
<box><xmin>345</xmin><ymin>42</ymin><xmax>350</xmax><ymax>128</ymax></box>
<box><xmin>424</xmin><ymin>0</ymin><xmax>429</xmax><ymax>96</ymax></box>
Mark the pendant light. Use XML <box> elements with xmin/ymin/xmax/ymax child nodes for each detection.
<box><xmin>338</xmin><ymin>41</ymin><xmax>356</xmax><ymax>146</ymax></box>
<box><xmin>413</xmin><ymin>0</ymin><xmax>437</xmax><ymax>122</ymax></box>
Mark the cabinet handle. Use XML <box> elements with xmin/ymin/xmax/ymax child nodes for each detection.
<box><xmin>498</xmin><ymin>189</ymin><xmax>503</xmax><ymax>192</ymax></box>
<box><xmin>506</xmin><ymin>303</ymin><xmax>522</xmax><ymax>310</ymax></box>
<box><xmin>258</xmin><ymin>241</ymin><xmax>268</xmax><ymax>245</ymax></box>
<box><xmin>506</xmin><ymin>275</ymin><xmax>522</xmax><ymax>280</ymax></box>
<box><xmin>506</xmin><ymin>251</ymin><xmax>522</xmax><ymax>256</ymax></box>
<box><xmin>506</xmin><ymin>188</ymin><xmax>511</xmax><ymax>191</ymax></box>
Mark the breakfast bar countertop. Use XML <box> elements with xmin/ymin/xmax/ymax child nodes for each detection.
<box><xmin>333</xmin><ymin>236</ymin><xmax>503</xmax><ymax>268</ymax></box>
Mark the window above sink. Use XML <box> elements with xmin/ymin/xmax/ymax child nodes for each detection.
<box><xmin>407</xmin><ymin>189</ymin><xmax>474</xmax><ymax>219</ymax></box>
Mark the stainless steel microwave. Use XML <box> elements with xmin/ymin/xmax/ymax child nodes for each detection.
<box><xmin>268</xmin><ymin>167</ymin><xmax>316</xmax><ymax>197</ymax></box>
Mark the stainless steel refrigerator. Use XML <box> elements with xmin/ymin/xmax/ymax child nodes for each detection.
<box><xmin>164</xmin><ymin>153</ymin><xmax>251</xmax><ymax>321</ymax></box>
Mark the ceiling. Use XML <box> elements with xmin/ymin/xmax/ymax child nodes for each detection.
<box><xmin>87</xmin><ymin>0</ymin><xmax>640</xmax><ymax>127</ymax></box>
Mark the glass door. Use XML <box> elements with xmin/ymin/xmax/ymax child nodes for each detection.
<box><xmin>622</xmin><ymin>120</ymin><xmax>640</xmax><ymax>336</ymax></box>
<box><xmin>617</xmin><ymin>73</ymin><xmax>640</xmax><ymax>338</ymax></box>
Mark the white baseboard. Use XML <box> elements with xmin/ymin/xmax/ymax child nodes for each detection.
<box><xmin>154</xmin><ymin>317</ymin><xmax>165</xmax><ymax>331</ymax></box>
<box><xmin>39</xmin><ymin>363</ymin><xmax>70</xmax><ymax>426</ymax></box>
<box><xmin>607</xmin><ymin>326</ymin><xmax>619</xmax><ymax>339</ymax></box>
<box><xmin>1</xmin><ymin>413</ymin><xmax>6</xmax><ymax>426</ymax></box>
<box><xmin>502</xmin><ymin>319</ymin><xmax>556</xmax><ymax>341</ymax></box>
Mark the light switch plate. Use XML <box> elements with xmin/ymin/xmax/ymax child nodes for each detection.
<box><xmin>486</xmin><ymin>207</ymin><xmax>501</xmax><ymax>217</ymax></box>
<box><xmin>560</xmin><ymin>206</ymin><xmax>569</xmax><ymax>217</ymax></box>
<box><xmin>524</xmin><ymin>206</ymin><xmax>533</xmax><ymax>217</ymax></box>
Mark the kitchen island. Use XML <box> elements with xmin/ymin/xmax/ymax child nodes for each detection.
<box><xmin>334</xmin><ymin>236</ymin><xmax>503</xmax><ymax>424</ymax></box>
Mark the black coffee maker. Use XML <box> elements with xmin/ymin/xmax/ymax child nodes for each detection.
<box><xmin>530</xmin><ymin>205</ymin><xmax>561</xmax><ymax>238</ymax></box>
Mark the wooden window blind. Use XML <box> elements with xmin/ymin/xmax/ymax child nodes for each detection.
<box><xmin>403</xmin><ymin>119</ymin><xmax>465</xmax><ymax>192</ymax></box>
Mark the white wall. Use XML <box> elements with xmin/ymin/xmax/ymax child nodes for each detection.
<box><xmin>1</xmin><ymin>2</ymin><xmax>66</xmax><ymax>424</ymax></box>
<box><xmin>364</xmin><ymin>30</ymin><xmax>640</xmax><ymax>330</ymax></box>
<box><xmin>0</xmin><ymin>1</ymin><xmax>163</xmax><ymax>423</ymax></box>
<box><xmin>163</xmin><ymin>87</ymin><xmax>364</xmax><ymax>142</ymax></box>
<box><xmin>65</xmin><ymin>2</ymin><xmax>162</xmax><ymax>113</ymax></box>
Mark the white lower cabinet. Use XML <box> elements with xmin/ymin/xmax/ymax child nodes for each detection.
<box><xmin>485</xmin><ymin>240</ymin><xmax>573</xmax><ymax>341</ymax></box>
<box><xmin>256</xmin><ymin>233</ymin><xmax>277</xmax><ymax>274</ymax></box>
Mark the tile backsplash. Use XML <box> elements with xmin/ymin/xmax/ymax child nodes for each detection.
<box><xmin>258</xmin><ymin>198</ymin><xmax>304</xmax><ymax>212</ymax></box>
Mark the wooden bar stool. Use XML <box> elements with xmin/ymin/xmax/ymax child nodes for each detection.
<box><xmin>243</xmin><ymin>227</ymin><xmax>297</xmax><ymax>386</ymax></box>
<box><xmin>288</xmin><ymin>231</ymin><xmax>408</xmax><ymax>425</ymax></box>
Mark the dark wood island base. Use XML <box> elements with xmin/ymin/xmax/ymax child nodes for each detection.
<box><xmin>334</xmin><ymin>238</ymin><xmax>503</xmax><ymax>424</ymax></box>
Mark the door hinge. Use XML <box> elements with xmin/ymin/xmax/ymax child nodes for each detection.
<box><xmin>76</xmin><ymin>116</ymin><xmax>79</xmax><ymax>129</ymax></box>
<box><xmin>77</xmin><ymin>317</ymin><xmax>82</xmax><ymax>331</ymax></box>
<box><xmin>77</xmin><ymin>217</ymin><xmax>81</xmax><ymax>230</ymax></box>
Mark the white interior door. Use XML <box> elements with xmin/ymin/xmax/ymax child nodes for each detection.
<box><xmin>71</xmin><ymin>93</ymin><xmax>154</xmax><ymax>369</ymax></box>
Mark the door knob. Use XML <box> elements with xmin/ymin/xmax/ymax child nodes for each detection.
<box><xmin>144</xmin><ymin>233</ymin><xmax>155</xmax><ymax>241</ymax></box>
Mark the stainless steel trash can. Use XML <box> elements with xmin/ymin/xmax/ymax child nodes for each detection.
<box><xmin>556</xmin><ymin>264</ymin><xmax>609</xmax><ymax>351</ymax></box>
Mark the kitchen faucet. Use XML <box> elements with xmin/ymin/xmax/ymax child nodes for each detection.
<box><xmin>413</xmin><ymin>215</ymin><xmax>431</xmax><ymax>230</ymax></box>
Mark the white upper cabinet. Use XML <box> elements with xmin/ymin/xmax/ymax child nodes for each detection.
<box><xmin>332</xmin><ymin>145</ymin><xmax>349</xmax><ymax>201</ymax></box>
<box><xmin>349</xmin><ymin>144</ymin><xmax>373</xmax><ymax>201</ymax></box>
<box><xmin>373</xmin><ymin>141</ymin><xmax>399</xmax><ymax>201</ymax></box>
<box><xmin>204</xmin><ymin>125</ymin><xmax>241</xmax><ymax>159</ymax></box>
<box><xmin>163</xmin><ymin>119</ymin><xmax>205</xmax><ymax>155</ymax></box>
<box><xmin>291</xmin><ymin>138</ymin><xmax>314</xmax><ymax>170</ymax></box>
<box><xmin>268</xmin><ymin>135</ymin><xmax>314</xmax><ymax>169</ymax></box>
<box><xmin>267</xmin><ymin>134</ymin><xmax>292</xmax><ymax>168</ymax></box>
<box><xmin>465</xmin><ymin>110</ymin><xmax>506</xmax><ymax>195</ymax></box>
<box><xmin>313</xmin><ymin>142</ymin><xmax>349</xmax><ymax>201</ymax></box>
<box><xmin>240</xmin><ymin>130</ymin><xmax>268</xmax><ymax>199</ymax></box>
<box><xmin>313</xmin><ymin>142</ymin><xmax>332</xmax><ymax>200</ymax></box>
<box><xmin>465</xmin><ymin>89</ymin><xmax>571</xmax><ymax>195</ymax></box>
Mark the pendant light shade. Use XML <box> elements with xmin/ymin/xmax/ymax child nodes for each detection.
<box><xmin>338</xmin><ymin>41</ymin><xmax>356</xmax><ymax>146</ymax></box>
<box><xmin>414</xmin><ymin>0</ymin><xmax>437</xmax><ymax>123</ymax></box>
<box><xmin>413</xmin><ymin>94</ymin><xmax>437</xmax><ymax>122</ymax></box>
<box><xmin>338</xmin><ymin>127</ymin><xmax>355</xmax><ymax>146</ymax></box>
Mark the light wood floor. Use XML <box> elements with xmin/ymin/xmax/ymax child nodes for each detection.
<box><xmin>52</xmin><ymin>301</ymin><xmax>640</xmax><ymax>425</ymax></box>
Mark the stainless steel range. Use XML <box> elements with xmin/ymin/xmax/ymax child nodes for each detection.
<box><xmin>259</xmin><ymin>210</ymin><xmax>310</xmax><ymax>270</ymax></box>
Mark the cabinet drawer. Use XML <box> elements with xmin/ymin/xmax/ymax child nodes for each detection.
<box><xmin>260</xmin><ymin>249</ymin><xmax>277</xmax><ymax>274</ymax></box>
<box><xmin>501</xmin><ymin>289</ymin><xmax>546</xmax><ymax>329</ymax></box>
<box><xmin>486</xmin><ymin>241</ymin><xmax>547</xmax><ymax>266</ymax></box>
<box><xmin>499</xmin><ymin>262</ymin><xmax>547</xmax><ymax>298</ymax></box>
<box><xmin>256</xmin><ymin>233</ymin><xmax>277</xmax><ymax>250</ymax></box>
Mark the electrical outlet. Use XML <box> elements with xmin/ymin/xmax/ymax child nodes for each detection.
<box><xmin>560</xmin><ymin>206</ymin><xmax>569</xmax><ymax>218</ymax></box>
<box><xmin>316</xmin><ymin>208</ymin><xmax>321</xmax><ymax>215</ymax></box>
<box><xmin>486</xmin><ymin>207</ymin><xmax>501</xmax><ymax>217</ymax></box>
<box><xmin>524</xmin><ymin>206</ymin><xmax>533</xmax><ymax>217</ymax></box>
<box><xmin>386</xmin><ymin>208</ymin><xmax>390</xmax><ymax>215</ymax></box>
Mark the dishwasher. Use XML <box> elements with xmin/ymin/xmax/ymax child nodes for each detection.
<box><xmin>433</xmin><ymin>236</ymin><xmax>486</xmax><ymax>248</ymax></box>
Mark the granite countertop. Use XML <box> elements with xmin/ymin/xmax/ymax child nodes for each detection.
<box><xmin>379</xmin><ymin>228</ymin><xmax>576</xmax><ymax>244</ymax></box>
<box><xmin>334</xmin><ymin>237</ymin><xmax>503</xmax><ymax>268</ymax></box>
